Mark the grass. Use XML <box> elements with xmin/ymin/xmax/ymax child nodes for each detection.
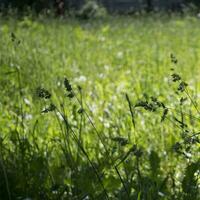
<box><xmin>0</xmin><ymin>14</ymin><xmax>199</xmax><ymax>199</ymax></box>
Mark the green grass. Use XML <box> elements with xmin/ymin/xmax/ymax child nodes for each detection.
<box><xmin>0</xmin><ymin>14</ymin><xmax>199</xmax><ymax>199</ymax></box>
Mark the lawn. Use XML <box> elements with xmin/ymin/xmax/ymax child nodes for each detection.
<box><xmin>0</xmin><ymin>14</ymin><xmax>199</xmax><ymax>199</ymax></box>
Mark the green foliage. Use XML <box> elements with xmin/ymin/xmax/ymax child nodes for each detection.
<box><xmin>77</xmin><ymin>0</ymin><xmax>107</xmax><ymax>19</ymax></box>
<box><xmin>0</xmin><ymin>14</ymin><xmax>199</xmax><ymax>199</ymax></box>
<box><xmin>185</xmin><ymin>0</ymin><xmax>200</xmax><ymax>6</ymax></box>
<box><xmin>182</xmin><ymin>161</ymin><xmax>200</xmax><ymax>200</ymax></box>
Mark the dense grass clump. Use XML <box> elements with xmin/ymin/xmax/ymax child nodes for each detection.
<box><xmin>0</xmin><ymin>14</ymin><xmax>199</xmax><ymax>199</ymax></box>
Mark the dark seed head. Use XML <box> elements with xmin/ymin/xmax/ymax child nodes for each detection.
<box><xmin>64</xmin><ymin>78</ymin><xmax>72</xmax><ymax>92</ymax></box>
<box><xmin>171</xmin><ymin>73</ymin><xmax>181</xmax><ymax>82</ymax></box>
<box><xmin>36</xmin><ymin>87</ymin><xmax>51</xmax><ymax>99</ymax></box>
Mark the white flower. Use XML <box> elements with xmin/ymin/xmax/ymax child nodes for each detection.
<box><xmin>89</xmin><ymin>104</ymin><xmax>97</xmax><ymax>113</ymax></box>
<box><xmin>99</xmin><ymin>36</ymin><xmax>105</xmax><ymax>42</ymax></box>
<box><xmin>25</xmin><ymin>114</ymin><xmax>32</xmax><ymax>120</ymax></box>
<box><xmin>98</xmin><ymin>73</ymin><xmax>105</xmax><ymax>78</ymax></box>
<box><xmin>24</xmin><ymin>98</ymin><xmax>31</xmax><ymax>106</ymax></box>
<box><xmin>104</xmin><ymin>65</ymin><xmax>110</xmax><ymax>71</ymax></box>
<box><xmin>116</xmin><ymin>51</ymin><xmax>123</xmax><ymax>59</ymax></box>
<box><xmin>104</xmin><ymin>122</ymin><xmax>110</xmax><ymax>128</ymax></box>
<box><xmin>74</xmin><ymin>75</ymin><xmax>87</xmax><ymax>83</ymax></box>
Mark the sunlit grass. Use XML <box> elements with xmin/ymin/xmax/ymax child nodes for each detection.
<box><xmin>0</xmin><ymin>14</ymin><xmax>199</xmax><ymax>199</ymax></box>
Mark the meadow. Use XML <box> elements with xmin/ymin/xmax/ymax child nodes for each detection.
<box><xmin>0</xmin><ymin>14</ymin><xmax>199</xmax><ymax>199</ymax></box>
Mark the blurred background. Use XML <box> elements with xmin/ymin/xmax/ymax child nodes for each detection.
<box><xmin>0</xmin><ymin>0</ymin><xmax>200</xmax><ymax>15</ymax></box>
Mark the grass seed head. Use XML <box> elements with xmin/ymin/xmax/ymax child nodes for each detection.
<box><xmin>36</xmin><ymin>87</ymin><xmax>51</xmax><ymax>99</ymax></box>
<box><xmin>64</xmin><ymin>78</ymin><xmax>72</xmax><ymax>92</ymax></box>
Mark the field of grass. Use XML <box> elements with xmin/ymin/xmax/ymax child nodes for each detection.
<box><xmin>0</xmin><ymin>14</ymin><xmax>199</xmax><ymax>199</ymax></box>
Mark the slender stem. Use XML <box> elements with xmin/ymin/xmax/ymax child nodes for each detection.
<box><xmin>114</xmin><ymin>165</ymin><xmax>129</xmax><ymax>198</ymax></box>
<box><xmin>60</xmin><ymin>111</ymin><xmax>109</xmax><ymax>199</ymax></box>
<box><xmin>0</xmin><ymin>152</ymin><xmax>11</xmax><ymax>200</ymax></box>
<box><xmin>74</xmin><ymin>93</ymin><xmax>109</xmax><ymax>154</ymax></box>
<box><xmin>76</xmin><ymin>89</ymin><xmax>83</xmax><ymax>163</ymax></box>
<box><xmin>184</xmin><ymin>88</ymin><xmax>200</xmax><ymax>116</ymax></box>
<box><xmin>125</xmin><ymin>93</ymin><xmax>135</xmax><ymax>129</ymax></box>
